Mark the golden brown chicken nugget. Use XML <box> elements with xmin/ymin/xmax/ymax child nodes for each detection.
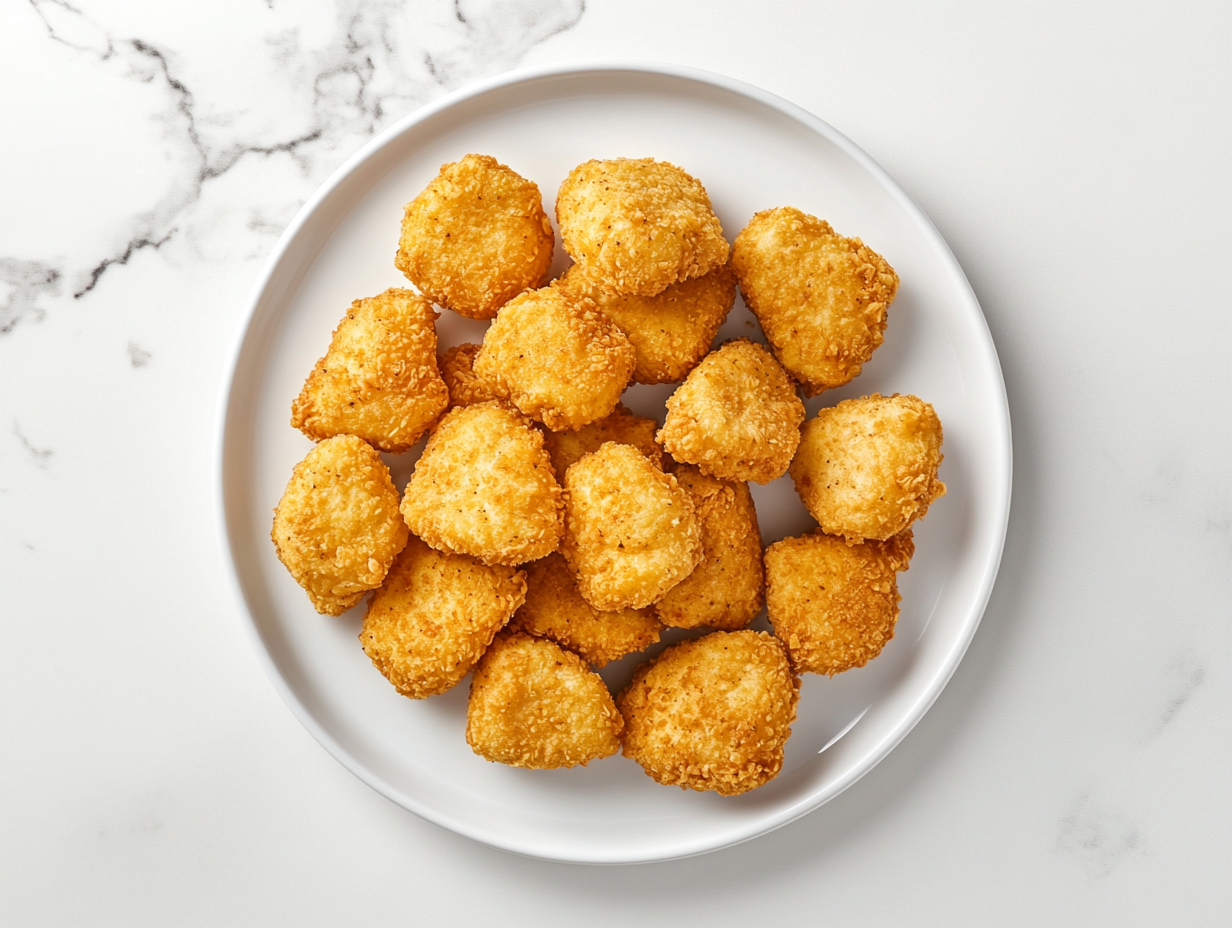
<box><xmin>790</xmin><ymin>393</ymin><xmax>945</xmax><ymax>542</ymax></box>
<box><xmin>765</xmin><ymin>530</ymin><xmax>913</xmax><ymax>676</ymax></box>
<box><xmin>653</xmin><ymin>466</ymin><xmax>764</xmax><ymax>631</ymax></box>
<box><xmin>395</xmin><ymin>153</ymin><xmax>554</xmax><ymax>320</ymax></box>
<box><xmin>466</xmin><ymin>631</ymin><xmax>623</xmax><ymax>768</ymax></box>
<box><xmin>658</xmin><ymin>338</ymin><xmax>805</xmax><ymax>485</ymax></box>
<box><xmin>511</xmin><ymin>553</ymin><xmax>662</xmax><ymax>668</ymax></box>
<box><xmin>618</xmin><ymin>630</ymin><xmax>799</xmax><ymax>796</ymax></box>
<box><xmin>401</xmin><ymin>402</ymin><xmax>563</xmax><ymax>566</ymax></box>
<box><xmin>473</xmin><ymin>286</ymin><xmax>635</xmax><ymax>431</ymax></box>
<box><xmin>290</xmin><ymin>288</ymin><xmax>448</xmax><ymax>453</ymax></box>
<box><xmin>562</xmin><ymin>442</ymin><xmax>703</xmax><ymax>611</ymax></box>
<box><xmin>438</xmin><ymin>342</ymin><xmax>500</xmax><ymax>410</ymax></box>
<box><xmin>554</xmin><ymin>262</ymin><xmax>736</xmax><ymax>384</ymax></box>
<box><xmin>556</xmin><ymin>158</ymin><xmax>729</xmax><ymax>298</ymax></box>
<box><xmin>540</xmin><ymin>403</ymin><xmax>663</xmax><ymax>477</ymax></box>
<box><xmin>360</xmin><ymin>536</ymin><xmax>526</xmax><ymax>698</ymax></box>
<box><xmin>271</xmin><ymin>435</ymin><xmax>408</xmax><ymax>615</ymax></box>
<box><xmin>732</xmin><ymin>207</ymin><xmax>899</xmax><ymax>396</ymax></box>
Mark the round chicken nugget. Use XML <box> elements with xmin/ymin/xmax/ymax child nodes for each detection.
<box><xmin>540</xmin><ymin>402</ymin><xmax>662</xmax><ymax>477</ymax></box>
<box><xmin>395</xmin><ymin>153</ymin><xmax>554</xmax><ymax>319</ymax></box>
<box><xmin>554</xmin><ymin>262</ymin><xmax>736</xmax><ymax>383</ymax></box>
<box><xmin>473</xmin><ymin>286</ymin><xmax>635</xmax><ymax>431</ymax></box>
<box><xmin>658</xmin><ymin>338</ymin><xmax>805</xmax><ymax>484</ymax></box>
<box><xmin>511</xmin><ymin>553</ymin><xmax>662</xmax><ymax>668</ymax></box>
<box><xmin>653</xmin><ymin>466</ymin><xmax>764</xmax><ymax>631</ymax></box>
<box><xmin>400</xmin><ymin>401</ymin><xmax>563</xmax><ymax>566</ymax></box>
<box><xmin>790</xmin><ymin>393</ymin><xmax>945</xmax><ymax>542</ymax></box>
<box><xmin>290</xmin><ymin>288</ymin><xmax>448</xmax><ymax>453</ymax></box>
<box><xmin>556</xmin><ymin>158</ymin><xmax>729</xmax><ymax>297</ymax></box>
<box><xmin>360</xmin><ymin>536</ymin><xmax>527</xmax><ymax>698</ymax></box>
<box><xmin>439</xmin><ymin>342</ymin><xmax>500</xmax><ymax>410</ymax></box>
<box><xmin>618</xmin><ymin>630</ymin><xmax>799</xmax><ymax>796</ymax></box>
<box><xmin>271</xmin><ymin>435</ymin><xmax>408</xmax><ymax>615</ymax></box>
<box><xmin>732</xmin><ymin>206</ymin><xmax>899</xmax><ymax>396</ymax></box>
<box><xmin>466</xmin><ymin>631</ymin><xmax>623</xmax><ymax>768</ymax></box>
<box><xmin>766</xmin><ymin>530</ymin><xmax>914</xmax><ymax>676</ymax></box>
<box><xmin>562</xmin><ymin>442</ymin><xmax>703</xmax><ymax>611</ymax></box>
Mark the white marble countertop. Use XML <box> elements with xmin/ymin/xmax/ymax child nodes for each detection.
<box><xmin>2</xmin><ymin>1</ymin><xmax>1229</xmax><ymax>923</ymax></box>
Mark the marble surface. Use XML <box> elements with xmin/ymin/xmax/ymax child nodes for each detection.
<box><xmin>1</xmin><ymin>0</ymin><xmax>1229</xmax><ymax>924</ymax></box>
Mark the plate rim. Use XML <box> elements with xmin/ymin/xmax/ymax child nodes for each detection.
<box><xmin>215</xmin><ymin>59</ymin><xmax>1013</xmax><ymax>864</ymax></box>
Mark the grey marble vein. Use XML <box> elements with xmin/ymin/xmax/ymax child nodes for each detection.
<box><xmin>12</xmin><ymin>422</ymin><xmax>54</xmax><ymax>470</ymax></box>
<box><xmin>127</xmin><ymin>341</ymin><xmax>151</xmax><ymax>368</ymax></box>
<box><xmin>0</xmin><ymin>258</ymin><xmax>62</xmax><ymax>335</ymax></box>
<box><xmin>1056</xmin><ymin>792</ymin><xmax>1144</xmax><ymax>878</ymax></box>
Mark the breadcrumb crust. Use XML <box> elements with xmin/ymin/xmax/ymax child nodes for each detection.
<box><xmin>540</xmin><ymin>403</ymin><xmax>663</xmax><ymax>477</ymax></box>
<box><xmin>439</xmin><ymin>342</ymin><xmax>500</xmax><ymax>410</ymax></box>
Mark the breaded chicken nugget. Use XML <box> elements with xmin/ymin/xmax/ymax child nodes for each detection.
<box><xmin>473</xmin><ymin>286</ymin><xmax>635</xmax><ymax>431</ymax></box>
<box><xmin>466</xmin><ymin>631</ymin><xmax>623</xmax><ymax>768</ymax></box>
<box><xmin>439</xmin><ymin>342</ymin><xmax>500</xmax><ymax>410</ymax></box>
<box><xmin>271</xmin><ymin>435</ymin><xmax>408</xmax><ymax>615</ymax></box>
<box><xmin>653</xmin><ymin>466</ymin><xmax>764</xmax><ymax>631</ymax></box>
<box><xmin>540</xmin><ymin>403</ymin><xmax>662</xmax><ymax>477</ymax></box>
<box><xmin>511</xmin><ymin>553</ymin><xmax>662</xmax><ymax>667</ymax></box>
<box><xmin>360</xmin><ymin>536</ymin><xmax>527</xmax><ymax>698</ymax></box>
<box><xmin>554</xmin><ymin>262</ymin><xmax>736</xmax><ymax>384</ymax></box>
<box><xmin>732</xmin><ymin>207</ymin><xmax>899</xmax><ymax>396</ymax></box>
<box><xmin>395</xmin><ymin>153</ymin><xmax>554</xmax><ymax>319</ymax></box>
<box><xmin>556</xmin><ymin>158</ymin><xmax>729</xmax><ymax>297</ymax></box>
<box><xmin>790</xmin><ymin>394</ymin><xmax>945</xmax><ymax>542</ymax></box>
<box><xmin>765</xmin><ymin>530</ymin><xmax>913</xmax><ymax>676</ymax></box>
<box><xmin>618</xmin><ymin>630</ymin><xmax>799</xmax><ymax>796</ymax></box>
<box><xmin>401</xmin><ymin>402</ymin><xmax>563</xmax><ymax>566</ymax></box>
<box><xmin>562</xmin><ymin>442</ymin><xmax>703</xmax><ymax>611</ymax></box>
<box><xmin>290</xmin><ymin>288</ymin><xmax>448</xmax><ymax>453</ymax></box>
<box><xmin>658</xmin><ymin>338</ymin><xmax>805</xmax><ymax>484</ymax></box>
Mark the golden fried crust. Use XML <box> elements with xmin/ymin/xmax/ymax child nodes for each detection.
<box><xmin>395</xmin><ymin>154</ymin><xmax>554</xmax><ymax>320</ymax></box>
<box><xmin>360</xmin><ymin>536</ymin><xmax>526</xmax><ymax>698</ymax></box>
<box><xmin>400</xmin><ymin>402</ymin><xmax>564</xmax><ymax>566</ymax></box>
<box><xmin>732</xmin><ymin>207</ymin><xmax>899</xmax><ymax>396</ymax></box>
<box><xmin>439</xmin><ymin>342</ymin><xmax>500</xmax><ymax>409</ymax></box>
<box><xmin>290</xmin><ymin>288</ymin><xmax>448</xmax><ymax>453</ymax></box>
<box><xmin>466</xmin><ymin>631</ymin><xmax>623</xmax><ymax>768</ymax></box>
<box><xmin>653</xmin><ymin>467</ymin><xmax>764</xmax><ymax>631</ymax></box>
<box><xmin>554</xmin><ymin>262</ymin><xmax>736</xmax><ymax>384</ymax></box>
<box><xmin>789</xmin><ymin>393</ymin><xmax>945</xmax><ymax>542</ymax></box>
<box><xmin>473</xmin><ymin>286</ymin><xmax>635</xmax><ymax>431</ymax></box>
<box><xmin>271</xmin><ymin>435</ymin><xmax>408</xmax><ymax>615</ymax></box>
<box><xmin>617</xmin><ymin>630</ymin><xmax>799</xmax><ymax>796</ymax></box>
<box><xmin>562</xmin><ymin>442</ymin><xmax>703</xmax><ymax>611</ymax></box>
<box><xmin>555</xmin><ymin>158</ymin><xmax>729</xmax><ymax>298</ymax></box>
<box><xmin>658</xmin><ymin>338</ymin><xmax>805</xmax><ymax>484</ymax></box>
<box><xmin>540</xmin><ymin>403</ymin><xmax>663</xmax><ymax>477</ymax></box>
<box><xmin>765</xmin><ymin>530</ymin><xmax>914</xmax><ymax>675</ymax></box>
<box><xmin>510</xmin><ymin>553</ymin><xmax>662</xmax><ymax>668</ymax></box>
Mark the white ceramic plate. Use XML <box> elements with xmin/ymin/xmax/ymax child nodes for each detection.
<box><xmin>217</xmin><ymin>62</ymin><xmax>1011</xmax><ymax>864</ymax></box>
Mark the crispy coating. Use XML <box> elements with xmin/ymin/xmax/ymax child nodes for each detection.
<box><xmin>511</xmin><ymin>553</ymin><xmax>662</xmax><ymax>668</ymax></box>
<box><xmin>473</xmin><ymin>286</ymin><xmax>635</xmax><ymax>431</ymax></box>
<box><xmin>466</xmin><ymin>631</ymin><xmax>623</xmax><ymax>768</ymax></box>
<box><xmin>658</xmin><ymin>338</ymin><xmax>805</xmax><ymax>484</ymax></box>
<box><xmin>653</xmin><ymin>466</ymin><xmax>764</xmax><ymax>631</ymax></box>
<box><xmin>439</xmin><ymin>342</ymin><xmax>500</xmax><ymax>410</ymax></box>
<box><xmin>554</xmin><ymin>262</ymin><xmax>736</xmax><ymax>383</ymax></box>
<box><xmin>271</xmin><ymin>435</ymin><xmax>408</xmax><ymax>615</ymax></box>
<box><xmin>732</xmin><ymin>207</ymin><xmax>899</xmax><ymax>396</ymax></box>
<box><xmin>556</xmin><ymin>158</ymin><xmax>729</xmax><ymax>297</ymax></box>
<box><xmin>360</xmin><ymin>536</ymin><xmax>527</xmax><ymax>698</ymax></box>
<box><xmin>290</xmin><ymin>288</ymin><xmax>448</xmax><ymax>453</ymax></box>
<box><xmin>790</xmin><ymin>394</ymin><xmax>945</xmax><ymax>542</ymax></box>
<box><xmin>562</xmin><ymin>442</ymin><xmax>703</xmax><ymax>611</ymax></box>
<box><xmin>395</xmin><ymin>154</ymin><xmax>554</xmax><ymax>320</ymax></box>
<box><xmin>617</xmin><ymin>630</ymin><xmax>799</xmax><ymax>796</ymax></box>
<box><xmin>400</xmin><ymin>402</ymin><xmax>563</xmax><ymax>566</ymax></box>
<box><xmin>540</xmin><ymin>403</ymin><xmax>663</xmax><ymax>477</ymax></box>
<box><xmin>766</xmin><ymin>530</ymin><xmax>914</xmax><ymax>675</ymax></box>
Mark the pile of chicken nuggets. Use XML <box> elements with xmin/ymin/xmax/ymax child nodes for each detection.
<box><xmin>271</xmin><ymin>153</ymin><xmax>947</xmax><ymax>797</ymax></box>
